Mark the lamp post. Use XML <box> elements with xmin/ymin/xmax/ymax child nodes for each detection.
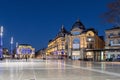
<box><xmin>10</xmin><ymin>37</ymin><xmax>13</xmax><ymax>58</ymax></box>
<box><xmin>16</xmin><ymin>42</ymin><xmax>18</xmax><ymax>59</ymax></box>
<box><xmin>61</xmin><ymin>42</ymin><xmax>64</xmax><ymax>59</ymax></box>
<box><xmin>16</xmin><ymin>42</ymin><xmax>18</xmax><ymax>52</ymax></box>
<box><xmin>0</xmin><ymin>26</ymin><xmax>3</xmax><ymax>60</ymax></box>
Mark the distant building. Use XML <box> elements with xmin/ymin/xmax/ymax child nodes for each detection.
<box><xmin>36</xmin><ymin>48</ymin><xmax>46</xmax><ymax>58</ymax></box>
<box><xmin>105</xmin><ymin>26</ymin><xmax>120</xmax><ymax>61</ymax></box>
<box><xmin>3</xmin><ymin>48</ymin><xmax>9</xmax><ymax>58</ymax></box>
<box><xmin>16</xmin><ymin>44</ymin><xmax>35</xmax><ymax>59</ymax></box>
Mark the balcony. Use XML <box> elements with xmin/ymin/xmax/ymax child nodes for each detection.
<box><xmin>108</xmin><ymin>34</ymin><xmax>120</xmax><ymax>38</ymax></box>
<box><xmin>87</xmin><ymin>44</ymin><xmax>94</xmax><ymax>49</ymax></box>
<box><xmin>108</xmin><ymin>43</ymin><xmax>120</xmax><ymax>47</ymax></box>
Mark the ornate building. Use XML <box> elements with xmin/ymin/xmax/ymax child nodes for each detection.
<box><xmin>46</xmin><ymin>25</ymin><xmax>69</xmax><ymax>59</ymax></box>
<box><xmin>16</xmin><ymin>44</ymin><xmax>35</xmax><ymax>59</ymax></box>
<box><xmin>67</xmin><ymin>20</ymin><xmax>105</xmax><ymax>60</ymax></box>
<box><xmin>47</xmin><ymin>19</ymin><xmax>105</xmax><ymax>60</ymax></box>
<box><xmin>105</xmin><ymin>27</ymin><xmax>120</xmax><ymax>61</ymax></box>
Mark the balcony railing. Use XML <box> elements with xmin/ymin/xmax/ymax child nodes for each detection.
<box><xmin>87</xmin><ymin>44</ymin><xmax>94</xmax><ymax>49</ymax></box>
<box><xmin>108</xmin><ymin>35</ymin><xmax>120</xmax><ymax>38</ymax></box>
<box><xmin>108</xmin><ymin>43</ymin><xmax>120</xmax><ymax>46</ymax></box>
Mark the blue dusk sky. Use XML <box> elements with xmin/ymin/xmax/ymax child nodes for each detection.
<box><xmin>0</xmin><ymin>0</ymin><xmax>114</xmax><ymax>51</ymax></box>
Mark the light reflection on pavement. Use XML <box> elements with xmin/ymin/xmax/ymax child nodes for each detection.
<box><xmin>0</xmin><ymin>59</ymin><xmax>120</xmax><ymax>80</ymax></box>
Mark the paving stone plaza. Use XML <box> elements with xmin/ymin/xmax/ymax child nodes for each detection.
<box><xmin>0</xmin><ymin>59</ymin><xmax>120</xmax><ymax>80</ymax></box>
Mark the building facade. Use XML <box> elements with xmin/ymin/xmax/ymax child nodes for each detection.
<box><xmin>105</xmin><ymin>27</ymin><xmax>120</xmax><ymax>61</ymax></box>
<box><xmin>67</xmin><ymin>20</ymin><xmax>105</xmax><ymax>60</ymax></box>
<box><xmin>36</xmin><ymin>48</ymin><xmax>46</xmax><ymax>59</ymax></box>
<box><xmin>16</xmin><ymin>44</ymin><xmax>35</xmax><ymax>59</ymax></box>
<box><xmin>46</xmin><ymin>20</ymin><xmax>105</xmax><ymax>60</ymax></box>
<box><xmin>46</xmin><ymin>25</ymin><xmax>69</xmax><ymax>59</ymax></box>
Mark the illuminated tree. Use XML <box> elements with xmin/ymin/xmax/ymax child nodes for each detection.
<box><xmin>101</xmin><ymin>0</ymin><xmax>120</xmax><ymax>26</ymax></box>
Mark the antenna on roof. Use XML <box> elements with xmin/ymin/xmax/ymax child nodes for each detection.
<box><xmin>62</xmin><ymin>24</ymin><xmax>64</xmax><ymax>29</ymax></box>
<box><xmin>77</xmin><ymin>17</ymin><xmax>80</xmax><ymax>22</ymax></box>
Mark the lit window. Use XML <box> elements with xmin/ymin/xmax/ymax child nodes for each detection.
<box><xmin>72</xmin><ymin>38</ymin><xmax>80</xmax><ymax>49</ymax></box>
<box><xmin>110</xmin><ymin>40</ymin><xmax>114</xmax><ymax>45</ymax></box>
<box><xmin>88</xmin><ymin>38</ymin><xmax>92</xmax><ymax>41</ymax></box>
<box><xmin>73</xmin><ymin>38</ymin><xmax>80</xmax><ymax>44</ymax></box>
<box><xmin>109</xmin><ymin>33</ymin><xmax>114</xmax><ymax>37</ymax></box>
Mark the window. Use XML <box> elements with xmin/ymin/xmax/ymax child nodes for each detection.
<box><xmin>73</xmin><ymin>38</ymin><xmax>80</xmax><ymax>44</ymax></box>
<box><xmin>87</xmin><ymin>44</ymin><xmax>93</xmax><ymax>49</ymax></box>
<box><xmin>87</xmin><ymin>37</ymin><xmax>94</xmax><ymax>42</ymax></box>
<box><xmin>88</xmin><ymin>38</ymin><xmax>92</xmax><ymax>41</ymax></box>
<box><xmin>90</xmin><ymin>44</ymin><xmax>93</xmax><ymax>49</ymax></box>
<box><xmin>89</xmin><ymin>34</ymin><xmax>91</xmax><ymax>36</ymax></box>
<box><xmin>118</xmin><ymin>32</ymin><xmax>120</xmax><ymax>36</ymax></box>
<box><xmin>118</xmin><ymin>39</ymin><xmax>120</xmax><ymax>44</ymax></box>
<box><xmin>72</xmin><ymin>38</ymin><xmax>80</xmax><ymax>49</ymax></box>
<box><xmin>72</xmin><ymin>31</ymin><xmax>80</xmax><ymax>35</ymax></box>
<box><xmin>109</xmin><ymin>40</ymin><xmax>114</xmax><ymax>46</ymax></box>
<box><xmin>109</xmin><ymin>33</ymin><xmax>114</xmax><ymax>37</ymax></box>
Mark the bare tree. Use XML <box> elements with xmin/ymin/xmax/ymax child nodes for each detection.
<box><xmin>101</xmin><ymin>0</ymin><xmax>120</xmax><ymax>26</ymax></box>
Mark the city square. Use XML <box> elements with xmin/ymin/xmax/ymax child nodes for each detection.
<box><xmin>0</xmin><ymin>0</ymin><xmax>120</xmax><ymax>80</ymax></box>
<box><xmin>0</xmin><ymin>59</ymin><xmax>120</xmax><ymax>80</ymax></box>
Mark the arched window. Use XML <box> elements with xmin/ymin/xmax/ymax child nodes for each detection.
<box><xmin>73</xmin><ymin>38</ymin><xmax>80</xmax><ymax>44</ymax></box>
<box><xmin>72</xmin><ymin>38</ymin><xmax>80</xmax><ymax>49</ymax></box>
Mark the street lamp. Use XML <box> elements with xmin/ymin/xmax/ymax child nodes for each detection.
<box><xmin>61</xmin><ymin>42</ymin><xmax>64</xmax><ymax>59</ymax></box>
<box><xmin>10</xmin><ymin>37</ymin><xmax>13</xmax><ymax>58</ymax></box>
<box><xmin>16</xmin><ymin>42</ymin><xmax>18</xmax><ymax>53</ymax></box>
<box><xmin>0</xmin><ymin>26</ymin><xmax>3</xmax><ymax>60</ymax></box>
<box><xmin>16</xmin><ymin>42</ymin><xmax>18</xmax><ymax>59</ymax></box>
<box><xmin>88</xmin><ymin>38</ymin><xmax>92</xmax><ymax>42</ymax></box>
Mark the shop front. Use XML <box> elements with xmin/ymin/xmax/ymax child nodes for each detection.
<box><xmin>105</xmin><ymin>51</ymin><xmax>120</xmax><ymax>61</ymax></box>
<box><xmin>72</xmin><ymin>51</ymin><xmax>80</xmax><ymax>60</ymax></box>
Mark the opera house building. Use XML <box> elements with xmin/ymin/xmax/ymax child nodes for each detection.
<box><xmin>46</xmin><ymin>20</ymin><xmax>105</xmax><ymax>61</ymax></box>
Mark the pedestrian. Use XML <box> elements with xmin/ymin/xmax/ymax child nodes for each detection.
<box><xmin>26</xmin><ymin>56</ymin><xmax>27</xmax><ymax>62</ymax></box>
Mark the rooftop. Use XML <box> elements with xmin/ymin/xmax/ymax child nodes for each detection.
<box><xmin>71</xmin><ymin>19</ymin><xmax>85</xmax><ymax>30</ymax></box>
<box><xmin>106</xmin><ymin>26</ymin><xmax>120</xmax><ymax>31</ymax></box>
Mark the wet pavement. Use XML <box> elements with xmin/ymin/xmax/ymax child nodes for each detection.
<box><xmin>0</xmin><ymin>59</ymin><xmax>120</xmax><ymax>80</ymax></box>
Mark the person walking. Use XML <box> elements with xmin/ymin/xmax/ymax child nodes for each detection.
<box><xmin>25</xmin><ymin>56</ymin><xmax>27</xmax><ymax>62</ymax></box>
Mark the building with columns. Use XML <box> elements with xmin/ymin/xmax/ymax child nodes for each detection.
<box><xmin>16</xmin><ymin>44</ymin><xmax>35</xmax><ymax>59</ymax></box>
<box><xmin>46</xmin><ymin>20</ymin><xmax>105</xmax><ymax>60</ymax></box>
<box><xmin>67</xmin><ymin>20</ymin><xmax>105</xmax><ymax>60</ymax></box>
